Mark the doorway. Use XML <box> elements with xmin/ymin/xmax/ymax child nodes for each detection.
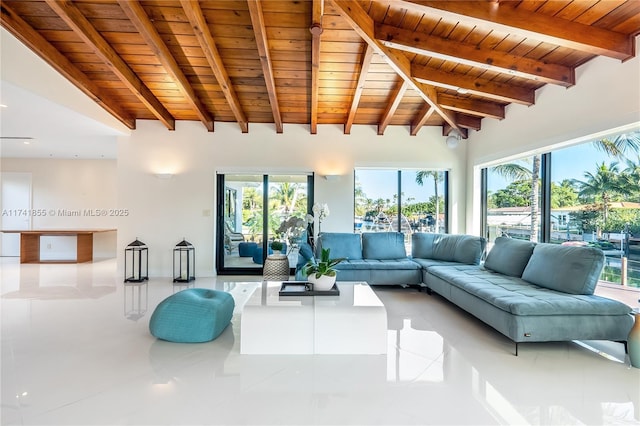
<box><xmin>1</xmin><ymin>172</ymin><xmax>32</xmax><ymax>256</ymax></box>
<box><xmin>216</xmin><ymin>173</ymin><xmax>313</xmax><ymax>275</ymax></box>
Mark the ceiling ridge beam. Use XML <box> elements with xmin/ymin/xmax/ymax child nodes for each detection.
<box><xmin>118</xmin><ymin>0</ymin><xmax>213</xmax><ymax>132</ymax></box>
<box><xmin>309</xmin><ymin>0</ymin><xmax>324</xmax><ymax>134</ymax></box>
<box><xmin>247</xmin><ymin>0</ymin><xmax>283</xmax><ymax>134</ymax></box>
<box><xmin>330</xmin><ymin>0</ymin><xmax>464</xmax><ymax>136</ymax></box>
<box><xmin>437</xmin><ymin>93</ymin><xmax>505</xmax><ymax>120</ymax></box>
<box><xmin>378</xmin><ymin>80</ymin><xmax>408</xmax><ymax>135</ymax></box>
<box><xmin>392</xmin><ymin>0</ymin><xmax>634</xmax><ymax>61</ymax></box>
<box><xmin>410</xmin><ymin>104</ymin><xmax>435</xmax><ymax>136</ymax></box>
<box><xmin>0</xmin><ymin>4</ymin><xmax>135</xmax><ymax>130</ymax></box>
<box><xmin>45</xmin><ymin>0</ymin><xmax>175</xmax><ymax>130</ymax></box>
<box><xmin>180</xmin><ymin>0</ymin><xmax>248</xmax><ymax>133</ymax></box>
<box><xmin>412</xmin><ymin>63</ymin><xmax>535</xmax><ymax>105</ymax></box>
<box><xmin>375</xmin><ymin>22</ymin><xmax>574</xmax><ymax>87</ymax></box>
<box><xmin>345</xmin><ymin>45</ymin><xmax>374</xmax><ymax>135</ymax></box>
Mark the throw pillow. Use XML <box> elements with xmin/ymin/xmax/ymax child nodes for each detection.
<box><xmin>484</xmin><ymin>236</ymin><xmax>535</xmax><ymax>277</ymax></box>
<box><xmin>521</xmin><ymin>243</ymin><xmax>605</xmax><ymax>295</ymax></box>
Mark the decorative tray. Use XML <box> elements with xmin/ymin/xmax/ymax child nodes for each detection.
<box><xmin>279</xmin><ymin>281</ymin><xmax>340</xmax><ymax>296</ymax></box>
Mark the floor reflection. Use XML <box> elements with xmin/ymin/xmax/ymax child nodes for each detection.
<box><xmin>1</xmin><ymin>258</ymin><xmax>638</xmax><ymax>426</ymax></box>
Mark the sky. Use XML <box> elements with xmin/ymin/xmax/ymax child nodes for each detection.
<box><xmin>356</xmin><ymin>169</ymin><xmax>442</xmax><ymax>203</ymax></box>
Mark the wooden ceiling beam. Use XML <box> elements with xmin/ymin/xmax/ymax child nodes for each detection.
<box><xmin>330</xmin><ymin>0</ymin><xmax>464</xmax><ymax>136</ymax></box>
<box><xmin>345</xmin><ymin>45</ymin><xmax>374</xmax><ymax>135</ymax></box>
<box><xmin>180</xmin><ymin>0</ymin><xmax>248</xmax><ymax>133</ymax></box>
<box><xmin>309</xmin><ymin>0</ymin><xmax>324</xmax><ymax>134</ymax></box>
<box><xmin>247</xmin><ymin>0</ymin><xmax>283</xmax><ymax>134</ymax></box>
<box><xmin>412</xmin><ymin>64</ymin><xmax>535</xmax><ymax>105</ymax></box>
<box><xmin>0</xmin><ymin>4</ymin><xmax>135</xmax><ymax>130</ymax></box>
<box><xmin>437</xmin><ymin>94</ymin><xmax>505</xmax><ymax>120</ymax></box>
<box><xmin>375</xmin><ymin>22</ymin><xmax>574</xmax><ymax>87</ymax></box>
<box><xmin>118</xmin><ymin>0</ymin><xmax>213</xmax><ymax>132</ymax></box>
<box><xmin>443</xmin><ymin>123</ymin><xmax>468</xmax><ymax>139</ymax></box>
<box><xmin>393</xmin><ymin>1</ymin><xmax>634</xmax><ymax>61</ymax></box>
<box><xmin>410</xmin><ymin>104</ymin><xmax>435</xmax><ymax>136</ymax></box>
<box><xmin>378</xmin><ymin>80</ymin><xmax>408</xmax><ymax>135</ymax></box>
<box><xmin>44</xmin><ymin>0</ymin><xmax>174</xmax><ymax>130</ymax></box>
<box><xmin>455</xmin><ymin>113</ymin><xmax>482</xmax><ymax>131</ymax></box>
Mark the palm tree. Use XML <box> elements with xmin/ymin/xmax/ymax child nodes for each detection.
<box><xmin>621</xmin><ymin>156</ymin><xmax>640</xmax><ymax>200</ymax></box>
<box><xmin>572</xmin><ymin>162</ymin><xmax>623</xmax><ymax>231</ymax></box>
<box><xmin>593</xmin><ymin>132</ymin><xmax>640</xmax><ymax>159</ymax></box>
<box><xmin>416</xmin><ymin>170</ymin><xmax>443</xmax><ymax>233</ymax></box>
<box><xmin>271</xmin><ymin>182</ymin><xmax>299</xmax><ymax>214</ymax></box>
<box><xmin>491</xmin><ymin>157</ymin><xmax>540</xmax><ymax>241</ymax></box>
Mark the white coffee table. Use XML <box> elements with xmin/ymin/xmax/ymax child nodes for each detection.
<box><xmin>240</xmin><ymin>281</ymin><xmax>387</xmax><ymax>355</ymax></box>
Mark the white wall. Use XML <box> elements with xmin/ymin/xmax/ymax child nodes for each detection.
<box><xmin>0</xmin><ymin>158</ymin><xmax>118</xmax><ymax>259</ymax></box>
<box><xmin>117</xmin><ymin>121</ymin><xmax>467</xmax><ymax>277</ymax></box>
<box><xmin>466</xmin><ymin>39</ymin><xmax>640</xmax><ymax>234</ymax></box>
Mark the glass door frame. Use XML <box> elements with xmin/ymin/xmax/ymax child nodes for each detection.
<box><xmin>215</xmin><ymin>173</ymin><xmax>314</xmax><ymax>275</ymax></box>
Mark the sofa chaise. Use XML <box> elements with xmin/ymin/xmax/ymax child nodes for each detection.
<box><xmin>422</xmin><ymin>236</ymin><xmax>634</xmax><ymax>353</ymax></box>
<box><xmin>296</xmin><ymin>232</ymin><xmax>634</xmax><ymax>354</ymax></box>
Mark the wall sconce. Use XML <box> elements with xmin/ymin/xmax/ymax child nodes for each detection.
<box><xmin>324</xmin><ymin>174</ymin><xmax>341</xmax><ymax>182</ymax></box>
<box><xmin>155</xmin><ymin>173</ymin><xmax>174</xmax><ymax>179</ymax></box>
<box><xmin>445</xmin><ymin>132</ymin><xmax>461</xmax><ymax>149</ymax></box>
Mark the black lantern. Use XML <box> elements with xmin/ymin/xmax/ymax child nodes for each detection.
<box><xmin>124</xmin><ymin>238</ymin><xmax>148</xmax><ymax>283</ymax></box>
<box><xmin>173</xmin><ymin>239</ymin><xmax>195</xmax><ymax>283</ymax></box>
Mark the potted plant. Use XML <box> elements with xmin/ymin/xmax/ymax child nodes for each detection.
<box><xmin>303</xmin><ymin>248</ymin><xmax>345</xmax><ymax>291</ymax></box>
<box><xmin>270</xmin><ymin>241</ymin><xmax>284</xmax><ymax>255</ymax></box>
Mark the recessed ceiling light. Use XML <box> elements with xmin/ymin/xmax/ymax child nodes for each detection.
<box><xmin>23</xmin><ymin>141</ymin><xmax>31</xmax><ymax>145</ymax></box>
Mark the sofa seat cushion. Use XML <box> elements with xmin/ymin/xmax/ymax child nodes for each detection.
<box><xmin>317</xmin><ymin>233</ymin><xmax>362</xmax><ymax>260</ymax></box>
<box><xmin>412</xmin><ymin>258</ymin><xmax>461</xmax><ymax>270</ymax></box>
<box><xmin>427</xmin><ymin>266</ymin><xmax>631</xmax><ymax>316</ymax></box>
<box><xmin>483</xmin><ymin>237</ymin><xmax>535</xmax><ymax>277</ymax></box>
<box><xmin>412</xmin><ymin>233</ymin><xmax>486</xmax><ymax>264</ymax></box>
<box><xmin>362</xmin><ymin>232</ymin><xmax>406</xmax><ymax>259</ymax></box>
<box><xmin>521</xmin><ymin>243</ymin><xmax>605</xmax><ymax>295</ymax></box>
<box><xmin>337</xmin><ymin>259</ymin><xmax>420</xmax><ymax>270</ymax></box>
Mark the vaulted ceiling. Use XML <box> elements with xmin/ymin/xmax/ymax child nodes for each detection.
<box><xmin>2</xmin><ymin>0</ymin><xmax>639</xmax><ymax>139</ymax></box>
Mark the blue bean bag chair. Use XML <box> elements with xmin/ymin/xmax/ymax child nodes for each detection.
<box><xmin>238</xmin><ymin>242</ymin><xmax>258</xmax><ymax>257</ymax></box>
<box><xmin>149</xmin><ymin>288</ymin><xmax>235</xmax><ymax>343</ymax></box>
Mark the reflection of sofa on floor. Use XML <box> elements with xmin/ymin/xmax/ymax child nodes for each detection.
<box><xmin>296</xmin><ymin>232</ymin><xmax>634</xmax><ymax>353</ymax></box>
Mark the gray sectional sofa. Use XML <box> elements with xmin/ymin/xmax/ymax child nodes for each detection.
<box><xmin>296</xmin><ymin>232</ymin><xmax>635</xmax><ymax>353</ymax></box>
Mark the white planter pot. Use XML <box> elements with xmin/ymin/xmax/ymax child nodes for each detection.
<box><xmin>308</xmin><ymin>274</ymin><xmax>336</xmax><ymax>291</ymax></box>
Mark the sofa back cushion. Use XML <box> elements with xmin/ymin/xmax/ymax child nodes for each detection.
<box><xmin>362</xmin><ymin>232</ymin><xmax>406</xmax><ymax>259</ymax></box>
<box><xmin>411</xmin><ymin>233</ymin><xmax>486</xmax><ymax>264</ymax></box>
<box><xmin>521</xmin><ymin>243</ymin><xmax>605</xmax><ymax>295</ymax></box>
<box><xmin>484</xmin><ymin>237</ymin><xmax>535</xmax><ymax>277</ymax></box>
<box><xmin>317</xmin><ymin>233</ymin><xmax>362</xmax><ymax>260</ymax></box>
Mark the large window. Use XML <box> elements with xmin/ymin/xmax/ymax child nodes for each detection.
<box><xmin>355</xmin><ymin>169</ymin><xmax>448</xmax><ymax>252</ymax></box>
<box><xmin>482</xmin><ymin>130</ymin><xmax>640</xmax><ymax>288</ymax></box>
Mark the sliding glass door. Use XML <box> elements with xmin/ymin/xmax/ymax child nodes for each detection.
<box><xmin>216</xmin><ymin>173</ymin><xmax>312</xmax><ymax>275</ymax></box>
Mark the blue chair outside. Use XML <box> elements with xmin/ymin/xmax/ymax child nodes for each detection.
<box><xmin>238</xmin><ymin>242</ymin><xmax>257</xmax><ymax>257</ymax></box>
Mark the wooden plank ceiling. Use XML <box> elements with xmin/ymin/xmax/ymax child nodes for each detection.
<box><xmin>2</xmin><ymin>0</ymin><xmax>639</xmax><ymax>138</ymax></box>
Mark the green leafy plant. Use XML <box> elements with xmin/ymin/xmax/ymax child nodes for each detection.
<box><xmin>303</xmin><ymin>248</ymin><xmax>345</xmax><ymax>279</ymax></box>
<box><xmin>270</xmin><ymin>241</ymin><xmax>284</xmax><ymax>251</ymax></box>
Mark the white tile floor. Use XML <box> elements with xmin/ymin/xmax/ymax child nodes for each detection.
<box><xmin>2</xmin><ymin>257</ymin><xmax>639</xmax><ymax>425</ymax></box>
